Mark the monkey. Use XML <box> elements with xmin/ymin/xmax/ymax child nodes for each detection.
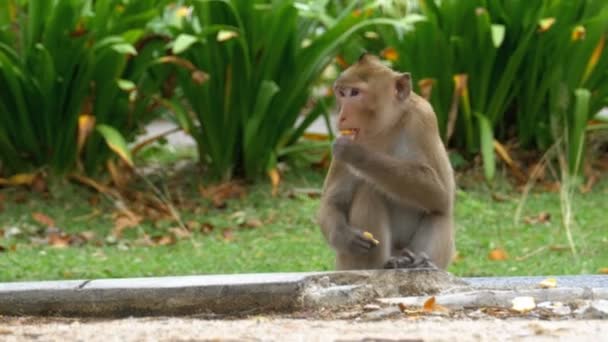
<box><xmin>317</xmin><ymin>53</ymin><xmax>455</xmax><ymax>270</ymax></box>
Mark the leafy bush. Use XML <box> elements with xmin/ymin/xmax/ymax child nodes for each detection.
<box><xmin>379</xmin><ymin>0</ymin><xmax>608</xmax><ymax>179</ymax></box>
<box><xmin>0</xmin><ymin>0</ymin><xmax>170</xmax><ymax>175</ymax></box>
<box><xmin>167</xmin><ymin>0</ymin><xmax>400</xmax><ymax>180</ymax></box>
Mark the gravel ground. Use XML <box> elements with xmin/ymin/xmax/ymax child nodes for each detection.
<box><xmin>1</xmin><ymin>316</ymin><xmax>607</xmax><ymax>342</ymax></box>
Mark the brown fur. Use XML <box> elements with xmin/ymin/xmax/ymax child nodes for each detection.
<box><xmin>317</xmin><ymin>54</ymin><xmax>455</xmax><ymax>270</ymax></box>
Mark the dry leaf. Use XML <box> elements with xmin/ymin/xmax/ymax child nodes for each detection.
<box><xmin>112</xmin><ymin>213</ymin><xmax>142</xmax><ymax>237</ymax></box>
<box><xmin>31</xmin><ymin>174</ymin><xmax>48</xmax><ymax>193</ymax></box>
<box><xmin>32</xmin><ymin>212</ymin><xmax>55</xmax><ymax>227</ymax></box>
<box><xmin>539</xmin><ymin>278</ymin><xmax>557</xmax><ymax>289</ymax></box>
<box><xmin>222</xmin><ymin>228</ymin><xmax>234</xmax><ymax>242</ymax></box>
<box><xmin>153</xmin><ymin>235</ymin><xmax>176</xmax><ymax>246</ymax></box>
<box><xmin>186</xmin><ymin>220</ymin><xmax>200</xmax><ymax>230</ymax></box>
<box><xmin>422</xmin><ymin>296</ymin><xmax>449</xmax><ymax>314</ymax></box>
<box><xmin>549</xmin><ymin>245</ymin><xmax>569</xmax><ymax>252</ymax></box>
<box><xmin>598</xmin><ymin>268</ymin><xmax>608</xmax><ymax>274</ymax></box>
<box><xmin>169</xmin><ymin>227</ymin><xmax>191</xmax><ymax>239</ymax></box>
<box><xmin>199</xmin><ymin>181</ymin><xmax>246</xmax><ymax>208</ymax></box>
<box><xmin>78</xmin><ymin>231</ymin><xmax>97</xmax><ymax>242</ymax></box>
<box><xmin>244</xmin><ymin>218</ymin><xmax>263</xmax><ymax>229</ymax></box>
<box><xmin>452</xmin><ymin>250</ymin><xmax>464</xmax><ymax>263</ymax></box>
<box><xmin>48</xmin><ymin>233</ymin><xmax>71</xmax><ymax>248</ymax></box>
<box><xmin>523</xmin><ymin>212</ymin><xmax>551</xmax><ymax>225</ymax></box>
<box><xmin>107</xmin><ymin>159</ymin><xmax>131</xmax><ymax>189</ymax></box>
<box><xmin>511</xmin><ymin>296</ymin><xmax>536</xmax><ymax>312</ymax></box>
<box><xmin>0</xmin><ymin>173</ymin><xmax>37</xmax><ymax>187</ymax></box>
<box><xmin>488</xmin><ymin>248</ymin><xmax>509</xmax><ymax>261</ymax></box>
<box><xmin>201</xmin><ymin>222</ymin><xmax>214</xmax><ymax>234</ymax></box>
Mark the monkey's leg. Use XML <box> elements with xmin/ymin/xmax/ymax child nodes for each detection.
<box><xmin>335</xmin><ymin>186</ymin><xmax>391</xmax><ymax>270</ymax></box>
<box><xmin>384</xmin><ymin>215</ymin><xmax>453</xmax><ymax>270</ymax></box>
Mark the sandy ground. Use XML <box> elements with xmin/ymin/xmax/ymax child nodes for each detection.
<box><xmin>1</xmin><ymin>317</ymin><xmax>607</xmax><ymax>342</ymax></box>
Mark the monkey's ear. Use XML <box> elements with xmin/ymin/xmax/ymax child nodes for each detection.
<box><xmin>358</xmin><ymin>52</ymin><xmax>371</xmax><ymax>62</ymax></box>
<box><xmin>358</xmin><ymin>52</ymin><xmax>380</xmax><ymax>64</ymax></box>
<box><xmin>395</xmin><ymin>72</ymin><xmax>412</xmax><ymax>100</ymax></box>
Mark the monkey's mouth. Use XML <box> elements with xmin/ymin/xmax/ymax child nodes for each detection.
<box><xmin>340</xmin><ymin>128</ymin><xmax>359</xmax><ymax>140</ymax></box>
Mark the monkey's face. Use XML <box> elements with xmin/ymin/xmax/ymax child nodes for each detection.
<box><xmin>333</xmin><ymin>54</ymin><xmax>411</xmax><ymax>142</ymax></box>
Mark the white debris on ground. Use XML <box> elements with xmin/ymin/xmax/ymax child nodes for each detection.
<box><xmin>1</xmin><ymin>317</ymin><xmax>607</xmax><ymax>342</ymax></box>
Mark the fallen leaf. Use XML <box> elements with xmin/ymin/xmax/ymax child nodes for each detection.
<box><xmin>153</xmin><ymin>235</ymin><xmax>176</xmax><ymax>246</ymax></box>
<box><xmin>539</xmin><ymin>278</ymin><xmax>557</xmax><ymax>289</ymax></box>
<box><xmin>0</xmin><ymin>173</ymin><xmax>37</xmax><ymax>187</ymax></box>
<box><xmin>491</xmin><ymin>192</ymin><xmax>509</xmax><ymax>202</ymax></box>
<box><xmin>31</xmin><ymin>174</ymin><xmax>48</xmax><ymax>193</ymax></box>
<box><xmin>488</xmin><ymin>248</ymin><xmax>509</xmax><ymax>261</ymax></box>
<box><xmin>186</xmin><ymin>220</ymin><xmax>200</xmax><ymax>230</ymax></box>
<box><xmin>201</xmin><ymin>222</ymin><xmax>214</xmax><ymax>234</ymax></box>
<box><xmin>222</xmin><ymin>228</ymin><xmax>234</xmax><ymax>242</ymax></box>
<box><xmin>452</xmin><ymin>250</ymin><xmax>464</xmax><ymax>263</ymax></box>
<box><xmin>511</xmin><ymin>296</ymin><xmax>536</xmax><ymax>312</ymax></box>
<box><xmin>112</xmin><ymin>213</ymin><xmax>142</xmax><ymax>237</ymax></box>
<box><xmin>523</xmin><ymin>212</ymin><xmax>551</xmax><ymax>225</ymax></box>
<box><xmin>88</xmin><ymin>195</ymin><xmax>100</xmax><ymax>206</ymax></box>
<box><xmin>48</xmin><ymin>233</ymin><xmax>71</xmax><ymax>248</ymax></box>
<box><xmin>549</xmin><ymin>245</ymin><xmax>569</xmax><ymax>252</ymax></box>
<box><xmin>0</xmin><ymin>245</ymin><xmax>5</xmax><ymax>253</ymax></box>
<box><xmin>32</xmin><ymin>212</ymin><xmax>55</xmax><ymax>227</ymax></box>
<box><xmin>107</xmin><ymin>159</ymin><xmax>131</xmax><ymax>189</ymax></box>
<box><xmin>244</xmin><ymin>218</ymin><xmax>263</xmax><ymax>229</ymax></box>
<box><xmin>78</xmin><ymin>231</ymin><xmax>97</xmax><ymax>242</ymax></box>
<box><xmin>598</xmin><ymin>268</ymin><xmax>608</xmax><ymax>274</ymax></box>
<box><xmin>199</xmin><ymin>181</ymin><xmax>246</xmax><ymax>209</ymax></box>
<box><xmin>422</xmin><ymin>296</ymin><xmax>449</xmax><ymax>314</ymax></box>
<box><xmin>169</xmin><ymin>227</ymin><xmax>191</xmax><ymax>239</ymax></box>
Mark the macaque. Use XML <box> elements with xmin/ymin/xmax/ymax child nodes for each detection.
<box><xmin>317</xmin><ymin>53</ymin><xmax>455</xmax><ymax>270</ymax></box>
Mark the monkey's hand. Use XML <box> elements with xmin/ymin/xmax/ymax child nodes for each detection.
<box><xmin>330</xmin><ymin>226</ymin><xmax>378</xmax><ymax>255</ymax></box>
<box><xmin>384</xmin><ymin>249</ymin><xmax>438</xmax><ymax>270</ymax></box>
<box><xmin>332</xmin><ymin>136</ymin><xmax>367</xmax><ymax>166</ymax></box>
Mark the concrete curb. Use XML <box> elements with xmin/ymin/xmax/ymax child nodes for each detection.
<box><xmin>0</xmin><ymin>270</ymin><xmax>461</xmax><ymax>317</ymax></box>
<box><xmin>1</xmin><ymin>271</ymin><xmax>606</xmax><ymax>317</ymax></box>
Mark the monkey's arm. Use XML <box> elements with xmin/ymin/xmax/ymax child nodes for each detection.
<box><xmin>333</xmin><ymin>137</ymin><xmax>450</xmax><ymax>214</ymax></box>
<box><xmin>318</xmin><ymin>162</ymin><xmax>376</xmax><ymax>254</ymax></box>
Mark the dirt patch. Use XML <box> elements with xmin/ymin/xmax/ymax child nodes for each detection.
<box><xmin>1</xmin><ymin>316</ymin><xmax>607</xmax><ymax>341</ymax></box>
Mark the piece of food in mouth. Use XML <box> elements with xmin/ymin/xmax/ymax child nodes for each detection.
<box><xmin>340</xmin><ymin>128</ymin><xmax>359</xmax><ymax>139</ymax></box>
<box><xmin>363</xmin><ymin>231</ymin><xmax>380</xmax><ymax>245</ymax></box>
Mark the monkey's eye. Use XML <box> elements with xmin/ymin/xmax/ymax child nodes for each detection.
<box><xmin>350</xmin><ymin>88</ymin><xmax>360</xmax><ymax>97</ymax></box>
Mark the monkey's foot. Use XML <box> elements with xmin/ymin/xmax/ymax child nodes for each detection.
<box><xmin>383</xmin><ymin>249</ymin><xmax>438</xmax><ymax>270</ymax></box>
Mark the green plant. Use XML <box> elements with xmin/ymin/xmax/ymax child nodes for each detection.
<box><xmin>168</xmin><ymin>0</ymin><xmax>402</xmax><ymax>180</ymax></box>
<box><xmin>0</xmin><ymin>0</ymin><xmax>170</xmax><ymax>175</ymax></box>
<box><xmin>379</xmin><ymin>0</ymin><xmax>608</xmax><ymax>181</ymax></box>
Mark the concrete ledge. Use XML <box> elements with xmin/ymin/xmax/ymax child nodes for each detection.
<box><xmin>1</xmin><ymin>271</ymin><xmax>605</xmax><ymax>317</ymax></box>
<box><xmin>0</xmin><ymin>270</ymin><xmax>461</xmax><ymax>317</ymax></box>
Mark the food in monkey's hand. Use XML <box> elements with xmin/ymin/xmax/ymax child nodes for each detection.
<box><xmin>363</xmin><ymin>231</ymin><xmax>380</xmax><ymax>245</ymax></box>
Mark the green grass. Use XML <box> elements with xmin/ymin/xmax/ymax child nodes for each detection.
<box><xmin>1</xmin><ymin>148</ymin><xmax>607</xmax><ymax>281</ymax></box>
